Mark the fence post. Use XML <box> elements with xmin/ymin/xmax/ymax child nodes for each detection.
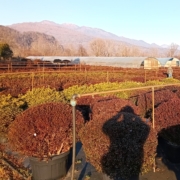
<box><xmin>152</xmin><ymin>86</ymin><xmax>155</xmax><ymax>129</ymax></box>
<box><xmin>144</xmin><ymin>70</ymin><xmax>146</xmax><ymax>83</ymax></box>
<box><xmin>31</xmin><ymin>72</ymin><xmax>34</xmax><ymax>91</ymax></box>
<box><xmin>85</xmin><ymin>69</ymin><xmax>87</xmax><ymax>81</ymax></box>
<box><xmin>11</xmin><ymin>63</ymin><xmax>12</xmax><ymax>72</ymax></box>
<box><xmin>43</xmin><ymin>66</ymin><xmax>45</xmax><ymax>83</ymax></box>
<box><xmin>107</xmin><ymin>71</ymin><xmax>109</xmax><ymax>83</ymax></box>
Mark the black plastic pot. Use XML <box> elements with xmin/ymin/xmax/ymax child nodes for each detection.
<box><xmin>29</xmin><ymin>150</ymin><xmax>70</xmax><ymax>180</ymax></box>
<box><xmin>158</xmin><ymin>136</ymin><xmax>180</xmax><ymax>164</ymax></box>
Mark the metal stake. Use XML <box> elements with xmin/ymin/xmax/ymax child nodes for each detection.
<box><xmin>70</xmin><ymin>94</ymin><xmax>79</xmax><ymax>180</ymax></box>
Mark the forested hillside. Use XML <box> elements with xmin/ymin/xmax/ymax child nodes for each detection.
<box><xmin>0</xmin><ymin>25</ymin><xmax>63</xmax><ymax>57</ymax></box>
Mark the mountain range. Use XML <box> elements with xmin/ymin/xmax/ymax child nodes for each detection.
<box><xmin>0</xmin><ymin>20</ymin><xmax>179</xmax><ymax>57</ymax></box>
<box><xmin>8</xmin><ymin>20</ymin><xmax>166</xmax><ymax>49</ymax></box>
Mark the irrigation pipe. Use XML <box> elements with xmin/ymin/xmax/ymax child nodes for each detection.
<box><xmin>70</xmin><ymin>94</ymin><xmax>79</xmax><ymax>180</ymax></box>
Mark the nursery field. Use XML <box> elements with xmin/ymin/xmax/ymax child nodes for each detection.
<box><xmin>1</xmin><ymin>66</ymin><xmax>180</xmax><ymax>179</ymax></box>
<box><xmin>0</xmin><ymin>66</ymin><xmax>180</xmax><ymax>97</ymax></box>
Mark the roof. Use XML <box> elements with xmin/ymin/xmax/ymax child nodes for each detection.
<box><xmin>26</xmin><ymin>56</ymin><xmax>180</xmax><ymax>68</ymax></box>
<box><xmin>79</xmin><ymin>57</ymin><xmax>148</xmax><ymax>68</ymax></box>
<box><xmin>157</xmin><ymin>57</ymin><xmax>179</xmax><ymax>66</ymax></box>
<box><xmin>26</xmin><ymin>56</ymin><xmax>147</xmax><ymax>68</ymax></box>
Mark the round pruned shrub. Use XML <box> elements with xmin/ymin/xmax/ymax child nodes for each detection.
<box><xmin>79</xmin><ymin>102</ymin><xmax>157</xmax><ymax>180</ymax></box>
<box><xmin>8</xmin><ymin>102</ymin><xmax>84</xmax><ymax>159</ymax></box>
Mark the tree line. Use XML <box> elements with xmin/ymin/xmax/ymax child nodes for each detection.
<box><xmin>0</xmin><ymin>39</ymin><xmax>179</xmax><ymax>60</ymax></box>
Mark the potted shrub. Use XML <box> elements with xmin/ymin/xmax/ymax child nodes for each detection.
<box><xmin>8</xmin><ymin>102</ymin><xmax>84</xmax><ymax>180</ymax></box>
<box><xmin>79</xmin><ymin>97</ymin><xmax>157</xmax><ymax>180</ymax></box>
<box><xmin>154</xmin><ymin>97</ymin><xmax>180</xmax><ymax>163</ymax></box>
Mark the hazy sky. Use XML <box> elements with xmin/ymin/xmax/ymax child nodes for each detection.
<box><xmin>1</xmin><ymin>0</ymin><xmax>180</xmax><ymax>46</ymax></box>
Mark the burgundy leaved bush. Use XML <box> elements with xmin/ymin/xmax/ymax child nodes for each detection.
<box><xmin>91</xmin><ymin>97</ymin><xmax>140</xmax><ymax>120</ymax></box>
<box><xmin>8</xmin><ymin>102</ymin><xmax>84</xmax><ymax>159</ymax></box>
<box><xmin>76</xmin><ymin>95</ymin><xmax>99</xmax><ymax>122</ymax></box>
<box><xmin>154</xmin><ymin>97</ymin><xmax>180</xmax><ymax>133</ymax></box>
<box><xmin>137</xmin><ymin>89</ymin><xmax>178</xmax><ymax>117</ymax></box>
<box><xmin>79</xmin><ymin>98</ymin><xmax>157</xmax><ymax>180</ymax></box>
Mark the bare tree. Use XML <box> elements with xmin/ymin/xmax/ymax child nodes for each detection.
<box><xmin>103</xmin><ymin>40</ymin><xmax>116</xmax><ymax>56</ymax></box>
<box><xmin>77</xmin><ymin>45</ymin><xmax>88</xmax><ymax>56</ymax></box>
<box><xmin>121</xmin><ymin>45</ymin><xmax>131</xmax><ymax>57</ymax></box>
<box><xmin>62</xmin><ymin>44</ymin><xmax>76</xmax><ymax>56</ymax></box>
<box><xmin>90</xmin><ymin>38</ymin><xmax>117</xmax><ymax>56</ymax></box>
<box><xmin>167</xmin><ymin>43</ymin><xmax>179</xmax><ymax>57</ymax></box>
<box><xmin>90</xmin><ymin>38</ymin><xmax>106</xmax><ymax>56</ymax></box>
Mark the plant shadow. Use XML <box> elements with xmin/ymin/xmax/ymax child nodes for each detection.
<box><xmin>101</xmin><ymin>105</ymin><xmax>150</xmax><ymax>180</ymax></box>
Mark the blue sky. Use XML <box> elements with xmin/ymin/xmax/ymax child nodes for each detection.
<box><xmin>1</xmin><ymin>0</ymin><xmax>180</xmax><ymax>46</ymax></box>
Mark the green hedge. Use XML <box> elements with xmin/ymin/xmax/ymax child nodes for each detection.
<box><xmin>19</xmin><ymin>87</ymin><xmax>67</xmax><ymax>108</ymax></box>
<box><xmin>0</xmin><ymin>94</ymin><xmax>25</xmax><ymax>138</ymax></box>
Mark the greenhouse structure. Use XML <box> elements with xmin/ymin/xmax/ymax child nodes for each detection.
<box><xmin>26</xmin><ymin>56</ymin><xmax>180</xmax><ymax>69</ymax></box>
<box><xmin>157</xmin><ymin>58</ymin><xmax>180</xmax><ymax>67</ymax></box>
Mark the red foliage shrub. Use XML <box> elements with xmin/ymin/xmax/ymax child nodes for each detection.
<box><xmin>91</xmin><ymin>97</ymin><xmax>140</xmax><ymax>121</ymax></box>
<box><xmin>137</xmin><ymin>89</ymin><xmax>178</xmax><ymax>117</ymax></box>
<box><xmin>154</xmin><ymin>97</ymin><xmax>180</xmax><ymax>133</ymax></box>
<box><xmin>76</xmin><ymin>95</ymin><xmax>98</xmax><ymax>121</ymax></box>
<box><xmin>8</xmin><ymin>102</ymin><xmax>84</xmax><ymax>159</ymax></box>
<box><xmin>130</xmin><ymin>77</ymin><xmax>145</xmax><ymax>83</ymax></box>
<box><xmin>79</xmin><ymin>111</ymin><xmax>157</xmax><ymax>179</ymax></box>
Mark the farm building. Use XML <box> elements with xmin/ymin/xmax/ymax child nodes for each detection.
<box><xmin>142</xmin><ymin>57</ymin><xmax>159</xmax><ymax>69</ymax></box>
<box><xmin>26</xmin><ymin>56</ymin><xmax>180</xmax><ymax>69</ymax></box>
